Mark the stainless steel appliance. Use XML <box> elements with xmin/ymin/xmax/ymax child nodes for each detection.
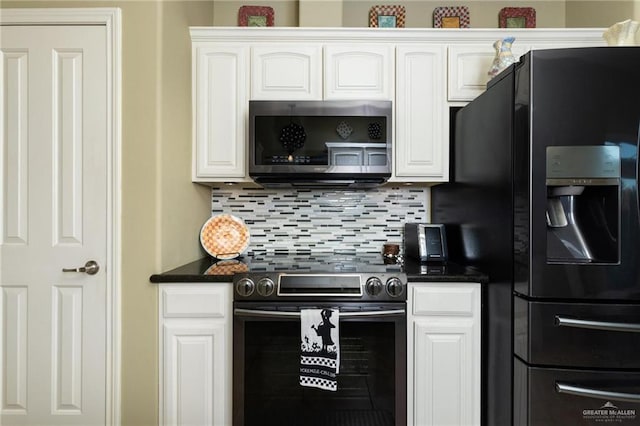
<box><xmin>232</xmin><ymin>254</ymin><xmax>407</xmax><ymax>426</ymax></box>
<box><xmin>249</xmin><ymin>100</ymin><xmax>392</xmax><ymax>188</ymax></box>
<box><xmin>432</xmin><ymin>47</ymin><xmax>640</xmax><ymax>425</ymax></box>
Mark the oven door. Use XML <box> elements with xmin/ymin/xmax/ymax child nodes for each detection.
<box><xmin>233</xmin><ymin>302</ymin><xmax>407</xmax><ymax>426</ymax></box>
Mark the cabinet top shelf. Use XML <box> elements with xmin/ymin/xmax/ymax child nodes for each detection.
<box><xmin>190</xmin><ymin>26</ymin><xmax>607</xmax><ymax>44</ymax></box>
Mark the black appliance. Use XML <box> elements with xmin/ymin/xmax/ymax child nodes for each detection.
<box><xmin>431</xmin><ymin>47</ymin><xmax>640</xmax><ymax>426</ymax></box>
<box><xmin>249</xmin><ymin>100</ymin><xmax>392</xmax><ymax>188</ymax></box>
<box><xmin>232</xmin><ymin>254</ymin><xmax>407</xmax><ymax>426</ymax></box>
<box><xmin>404</xmin><ymin>223</ymin><xmax>448</xmax><ymax>262</ymax></box>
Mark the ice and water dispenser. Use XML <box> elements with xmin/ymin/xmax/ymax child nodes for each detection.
<box><xmin>546</xmin><ymin>146</ymin><xmax>620</xmax><ymax>264</ymax></box>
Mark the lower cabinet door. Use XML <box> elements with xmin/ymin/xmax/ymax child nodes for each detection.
<box><xmin>409</xmin><ymin>282</ymin><xmax>481</xmax><ymax>426</ymax></box>
<box><xmin>413</xmin><ymin>318</ymin><xmax>479</xmax><ymax>426</ymax></box>
<box><xmin>162</xmin><ymin>320</ymin><xmax>231</xmax><ymax>426</ymax></box>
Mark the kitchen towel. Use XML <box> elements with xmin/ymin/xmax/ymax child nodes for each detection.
<box><xmin>300</xmin><ymin>308</ymin><xmax>340</xmax><ymax>391</ymax></box>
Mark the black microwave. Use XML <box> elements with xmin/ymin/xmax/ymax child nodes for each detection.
<box><xmin>248</xmin><ymin>100</ymin><xmax>392</xmax><ymax>188</ymax></box>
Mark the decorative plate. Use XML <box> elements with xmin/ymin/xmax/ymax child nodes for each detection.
<box><xmin>200</xmin><ymin>214</ymin><xmax>250</xmax><ymax>259</ymax></box>
<box><xmin>238</xmin><ymin>5</ymin><xmax>274</xmax><ymax>27</ymax></box>
<box><xmin>204</xmin><ymin>260</ymin><xmax>249</xmax><ymax>276</ymax></box>
<box><xmin>499</xmin><ymin>7</ymin><xmax>536</xmax><ymax>28</ymax></box>
<box><xmin>336</xmin><ymin>121</ymin><xmax>353</xmax><ymax>139</ymax></box>
<box><xmin>433</xmin><ymin>6</ymin><xmax>470</xmax><ymax>28</ymax></box>
<box><xmin>280</xmin><ymin>122</ymin><xmax>306</xmax><ymax>154</ymax></box>
<box><xmin>369</xmin><ymin>5</ymin><xmax>406</xmax><ymax>28</ymax></box>
<box><xmin>368</xmin><ymin>122</ymin><xmax>382</xmax><ymax>139</ymax></box>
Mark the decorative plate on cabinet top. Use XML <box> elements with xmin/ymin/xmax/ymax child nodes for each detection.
<box><xmin>200</xmin><ymin>214</ymin><xmax>250</xmax><ymax>259</ymax></box>
<box><xmin>433</xmin><ymin>6</ymin><xmax>470</xmax><ymax>28</ymax></box>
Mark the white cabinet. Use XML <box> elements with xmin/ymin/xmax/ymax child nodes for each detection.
<box><xmin>408</xmin><ymin>282</ymin><xmax>481</xmax><ymax>426</ymax></box>
<box><xmin>394</xmin><ymin>45</ymin><xmax>447</xmax><ymax>181</ymax></box>
<box><xmin>251</xmin><ymin>43</ymin><xmax>393</xmax><ymax>101</ymax></box>
<box><xmin>194</xmin><ymin>37</ymin><xmax>393</xmax><ymax>183</ymax></box>
<box><xmin>448</xmin><ymin>43</ymin><xmax>529</xmax><ymax>102</ymax></box>
<box><xmin>192</xmin><ymin>44</ymin><xmax>249</xmax><ymax>182</ymax></box>
<box><xmin>251</xmin><ymin>45</ymin><xmax>322</xmax><ymax>100</ymax></box>
<box><xmin>191</xmin><ymin>28</ymin><xmax>605</xmax><ymax>184</ymax></box>
<box><xmin>159</xmin><ymin>284</ymin><xmax>233</xmax><ymax>426</ymax></box>
<box><xmin>324</xmin><ymin>44</ymin><xmax>394</xmax><ymax>100</ymax></box>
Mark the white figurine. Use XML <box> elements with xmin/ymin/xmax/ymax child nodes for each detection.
<box><xmin>488</xmin><ymin>37</ymin><xmax>517</xmax><ymax>79</ymax></box>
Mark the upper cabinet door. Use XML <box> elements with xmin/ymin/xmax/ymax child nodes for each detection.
<box><xmin>323</xmin><ymin>44</ymin><xmax>394</xmax><ymax>100</ymax></box>
<box><xmin>193</xmin><ymin>44</ymin><xmax>249</xmax><ymax>181</ymax></box>
<box><xmin>251</xmin><ymin>45</ymin><xmax>322</xmax><ymax>100</ymax></box>
<box><xmin>448</xmin><ymin>44</ymin><xmax>529</xmax><ymax>102</ymax></box>
<box><xmin>395</xmin><ymin>45</ymin><xmax>448</xmax><ymax>181</ymax></box>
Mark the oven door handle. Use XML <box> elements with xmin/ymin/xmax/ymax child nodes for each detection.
<box><xmin>556</xmin><ymin>382</ymin><xmax>640</xmax><ymax>403</ymax></box>
<box><xmin>234</xmin><ymin>308</ymin><xmax>405</xmax><ymax>319</ymax></box>
<box><xmin>555</xmin><ymin>315</ymin><xmax>640</xmax><ymax>333</ymax></box>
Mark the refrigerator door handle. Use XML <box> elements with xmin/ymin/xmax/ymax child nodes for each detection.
<box><xmin>556</xmin><ymin>382</ymin><xmax>640</xmax><ymax>403</ymax></box>
<box><xmin>555</xmin><ymin>315</ymin><xmax>640</xmax><ymax>333</ymax></box>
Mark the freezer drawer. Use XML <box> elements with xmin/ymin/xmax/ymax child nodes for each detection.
<box><xmin>514</xmin><ymin>297</ymin><xmax>640</xmax><ymax>368</ymax></box>
<box><xmin>514</xmin><ymin>357</ymin><xmax>640</xmax><ymax>426</ymax></box>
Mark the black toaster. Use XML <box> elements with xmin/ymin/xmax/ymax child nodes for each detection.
<box><xmin>404</xmin><ymin>223</ymin><xmax>448</xmax><ymax>262</ymax></box>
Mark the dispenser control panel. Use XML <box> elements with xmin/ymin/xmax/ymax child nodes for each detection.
<box><xmin>546</xmin><ymin>145</ymin><xmax>620</xmax><ymax>182</ymax></box>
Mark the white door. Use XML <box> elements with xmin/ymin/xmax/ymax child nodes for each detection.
<box><xmin>1</xmin><ymin>24</ymin><xmax>109</xmax><ymax>425</ymax></box>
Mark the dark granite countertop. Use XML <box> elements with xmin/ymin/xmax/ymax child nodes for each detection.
<box><xmin>403</xmin><ymin>260</ymin><xmax>488</xmax><ymax>283</ymax></box>
<box><xmin>149</xmin><ymin>255</ymin><xmax>488</xmax><ymax>284</ymax></box>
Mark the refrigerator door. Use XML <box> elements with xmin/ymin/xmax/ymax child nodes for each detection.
<box><xmin>514</xmin><ymin>358</ymin><xmax>640</xmax><ymax>426</ymax></box>
<box><xmin>522</xmin><ymin>47</ymin><xmax>640</xmax><ymax>301</ymax></box>
<box><xmin>514</xmin><ymin>297</ymin><xmax>640</xmax><ymax>368</ymax></box>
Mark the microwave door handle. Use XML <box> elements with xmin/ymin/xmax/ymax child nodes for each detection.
<box><xmin>291</xmin><ymin>181</ymin><xmax>357</xmax><ymax>187</ymax></box>
<box><xmin>234</xmin><ymin>308</ymin><xmax>405</xmax><ymax>319</ymax></box>
<box><xmin>556</xmin><ymin>382</ymin><xmax>640</xmax><ymax>403</ymax></box>
<box><xmin>555</xmin><ymin>315</ymin><xmax>640</xmax><ymax>333</ymax></box>
<box><xmin>311</xmin><ymin>180</ymin><xmax>356</xmax><ymax>184</ymax></box>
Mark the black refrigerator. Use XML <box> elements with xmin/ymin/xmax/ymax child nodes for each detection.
<box><xmin>432</xmin><ymin>47</ymin><xmax>640</xmax><ymax>426</ymax></box>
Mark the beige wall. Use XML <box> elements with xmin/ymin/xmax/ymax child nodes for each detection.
<box><xmin>299</xmin><ymin>0</ymin><xmax>343</xmax><ymax>27</ymax></box>
<box><xmin>566</xmin><ymin>1</ymin><xmax>636</xmax><ymax>27</ymax></box>
<box><xmin>213</xmin><ymin>0</ymin><xmax>299</xmax><ymax>26</ymax></box>
<box><xmin>1</xmin><ymin>1</ymin><xmax>637</xmax><ymax>426</ymax></box>
<box><xmin>342</xmin><ymin>1</ymin><xmax>567</xmax><ymax>28</ymax></box>
<box><xmin>121</xmin><ymin>3</ymin><xmax>213</xmax><ymax>425</ymax></box>
<box><xmin>210</xmin><ymin>0</ymin><xmax>638</xmax><ymax>28</ymax></box>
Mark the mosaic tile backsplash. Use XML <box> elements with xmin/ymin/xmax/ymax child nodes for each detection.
<box><xmin>210</xmin><ymin>186</ymin><xmax>429</xmax><ymax>254</ymax></box>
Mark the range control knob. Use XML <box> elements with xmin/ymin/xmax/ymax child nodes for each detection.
<box><xmin>386</xmin><ymin>277</ymin><xmax>405</xmax><ymax>298</ymax></box>
<box><xmin>365</xmin><ymin>277</ymin><xmax>383</xmax><ymax>296</ymax></box>
<box><xmin>235</xmin><ymin>277</ymin><xmax>255</xmax><ymax>297</ymax></box>
<box><xmin>257</xmin><ymin>277</ymin><xmax>275</xmax><ymax>297</ymax></box>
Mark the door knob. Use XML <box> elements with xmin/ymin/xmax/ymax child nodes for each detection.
<box><xmin>62</xmin><ymin>260</ymin><xmax>100</xmax><ymax>275</ymax></box>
